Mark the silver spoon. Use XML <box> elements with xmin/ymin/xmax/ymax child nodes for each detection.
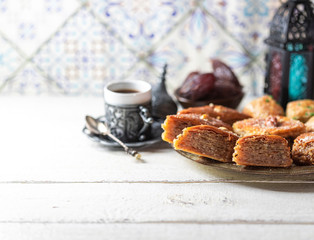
<box><xmin>85</xmin><ymin>115</ymin><xmax>141</xmax><ymax>160</ymax></box>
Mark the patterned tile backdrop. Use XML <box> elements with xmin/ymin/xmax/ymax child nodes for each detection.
<box><xmin>0</xmin><ymin>0</ymin><xmax>284</xmax><ymax>96</ymax></box>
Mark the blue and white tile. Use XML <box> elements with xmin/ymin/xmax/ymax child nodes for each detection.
<box><xmin>0</xmin><ymin>0</ymin><xmax>8</xmax><ymax>13</ymax></box>
<box><xmin>123</xmin><ymin>62</ymin><xmax>160</xmax><ymax>85</ymax></box>
<box><xmin>0</xmin><ymin>36</ymin><xmax>24</xmax><ymax>87</ymax></box>
<box><xmin>203</xmin><ymin>0</ymin><xmax>280</xmax><ymax>55</ymax></box>
<box><xmin>201</xmin><ymin>0</ymin><xmax>228</xmax><ymax>26</ymax></box>
<box><xmin>0</xmin><ymin>0</ymin><xmax>80</xmax><ymax>56</ymax></box>
<box><xmin>239</xmin><ymin>60</ymin><xmax>266</xmax><ymax>96</ymax></box>
<box><xmin>89</xmin><ymin>0</ymin><xmax>192</xmax><ymax>52</ymax></box>
<box><xmin>33</xmin><ymin>8</ymin><xmax>137</xmax><ymax>96</ymax></box>
<box><xmin>1</xmin><ymin>63</ymin><xmax>62</xmax><ymax>94</ymax></box>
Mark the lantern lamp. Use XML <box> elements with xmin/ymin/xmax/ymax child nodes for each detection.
<box><xmin>264</xmin><ymin>0</ymin><xmax>314</xmax><ymax>107</ymax></box>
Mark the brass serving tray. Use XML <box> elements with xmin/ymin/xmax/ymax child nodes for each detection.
<box><xmin>177</xmin><ymin>150</ymin><xmax>314</xmax><ymax>178</ymax></box>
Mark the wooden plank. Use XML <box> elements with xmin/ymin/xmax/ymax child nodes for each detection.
<box><xmin>1</xmin><ymin>223</ymin><xmax>314</xmax><ymax>240</ymax></box>
<box><xmin>1</xmin><ymin>96</ymin><xmax>314</xmax><ymax>183</ymax></box>
<box><xmin>0</xmin><ymin>183</ymin><xmax>314</xmax><ymax>224</ymax></box>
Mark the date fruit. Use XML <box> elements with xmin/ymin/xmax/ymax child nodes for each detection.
<box><xmin>177</xmin><ymin>59</ymin><xmax>242</xmax><ymax>101</ymax></box>
<box><xmin>177</xmin><ymin>72</ymin><xmax>215</xmax><ymax>100</ymax></box>
<box><xmin>211</xmin><ymin>80</ymin><xmax>242</xmax><ymax>99</ymax></box>
<box><xmin>212</xmin><ymin>59</ymin><xmax>241</xmax><ymax>88</ymax></box>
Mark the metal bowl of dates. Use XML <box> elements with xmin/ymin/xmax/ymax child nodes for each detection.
<box><xmin>175</xmin><ymin>59</ymin><xmax>244</xmax><ymax>109</ymax></box>
<box><xmin>175</xmin><ymin>89</ymin><xmax>244</xmax><ymax>109</ymax></box>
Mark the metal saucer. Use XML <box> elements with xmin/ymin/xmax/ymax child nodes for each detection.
<box><xmin>83</xmin><ymin>116</ymin><xmax>163</xmax><ymax>148</ymax></box>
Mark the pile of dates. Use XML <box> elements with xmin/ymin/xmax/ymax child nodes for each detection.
<box><xmin>177</xmin><ymin>59</ymin><xmax>243</xmax><ymax>101</ymax></box>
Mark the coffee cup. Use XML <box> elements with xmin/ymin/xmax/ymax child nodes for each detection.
<box><xmin>104</xmin><ymin>80</ymin><xmax>154</xmax><ymax>142</ymax></box>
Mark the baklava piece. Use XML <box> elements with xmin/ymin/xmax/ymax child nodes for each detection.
<box><xmin>242</xmin><ymin>95</ymin><xmax>284</xmax><ymax>118</ymax></box>
<box><xmin>305</xmin><ymin>116</ymin><xmax>314</xmax><ymax>132</ymax></box>
<box><xmin>173</xmin><ymin>125</ymin><xmax>238</xmax><ymax>162</ymax></box>
<box><xmin>233</xmin><ymin>135</ymin><xmax>292</xmax><ymax>167</ymax></box>
<box><xmin>178</xmin><ymin>104</ymin><xmax>249</xmax><ymax>125</ymax></box>
<box><xmin>286</xmin><ymin>99</ymin><xmax>314</xmax><ymax>123</ymax></box>
<box><xmin>233</xmin><ymin>115</ymin><xmax>305</xmax><ymax>139</ymax></box>
<box><xmin>162</xmin><ymin>113</ymin><xmax>232</xmax><ymax>143</ymax></box>
<box><xmin>292</xmin><ymin>133</ymin><xmax>314</xmax><ymax>165</ymax></box>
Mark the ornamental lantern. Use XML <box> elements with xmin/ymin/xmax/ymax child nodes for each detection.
<box><xmin>264</xmin><ymin>0</ymin><xmax>314</xmax><ymax>107</ymax></box>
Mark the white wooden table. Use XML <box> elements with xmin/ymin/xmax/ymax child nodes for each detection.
<box><xmin>1</xmin><ymin>95</ymin><xmax>314</xmax><ymax>240</ymax></box>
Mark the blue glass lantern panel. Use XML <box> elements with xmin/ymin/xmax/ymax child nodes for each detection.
<box><xmin>288</xmin><ymin>53</ymin><xmax>308</xmax><ymax>101</ymax></box>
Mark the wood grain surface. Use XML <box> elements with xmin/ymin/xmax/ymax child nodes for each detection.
<box><xmin>2</xmin><ymin>96</ymin><xmax>314</xmax><ymax>240</ymax></box>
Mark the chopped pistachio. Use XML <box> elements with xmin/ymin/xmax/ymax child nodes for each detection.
<box><xmin>304</xmin><ymin>112</ymin><xmax>314</xmax><ymax>117</ymax></box>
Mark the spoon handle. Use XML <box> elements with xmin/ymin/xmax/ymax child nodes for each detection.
<box><xmin>106</xmin><ymin>132</ymin><xmax>142</xmax><ymax>160</ymax></box>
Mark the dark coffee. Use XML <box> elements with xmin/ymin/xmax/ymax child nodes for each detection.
<box><xmin>114</xmin><ymin>89</ymin><xmax>140</xmax><ymax>93</ymax></box>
